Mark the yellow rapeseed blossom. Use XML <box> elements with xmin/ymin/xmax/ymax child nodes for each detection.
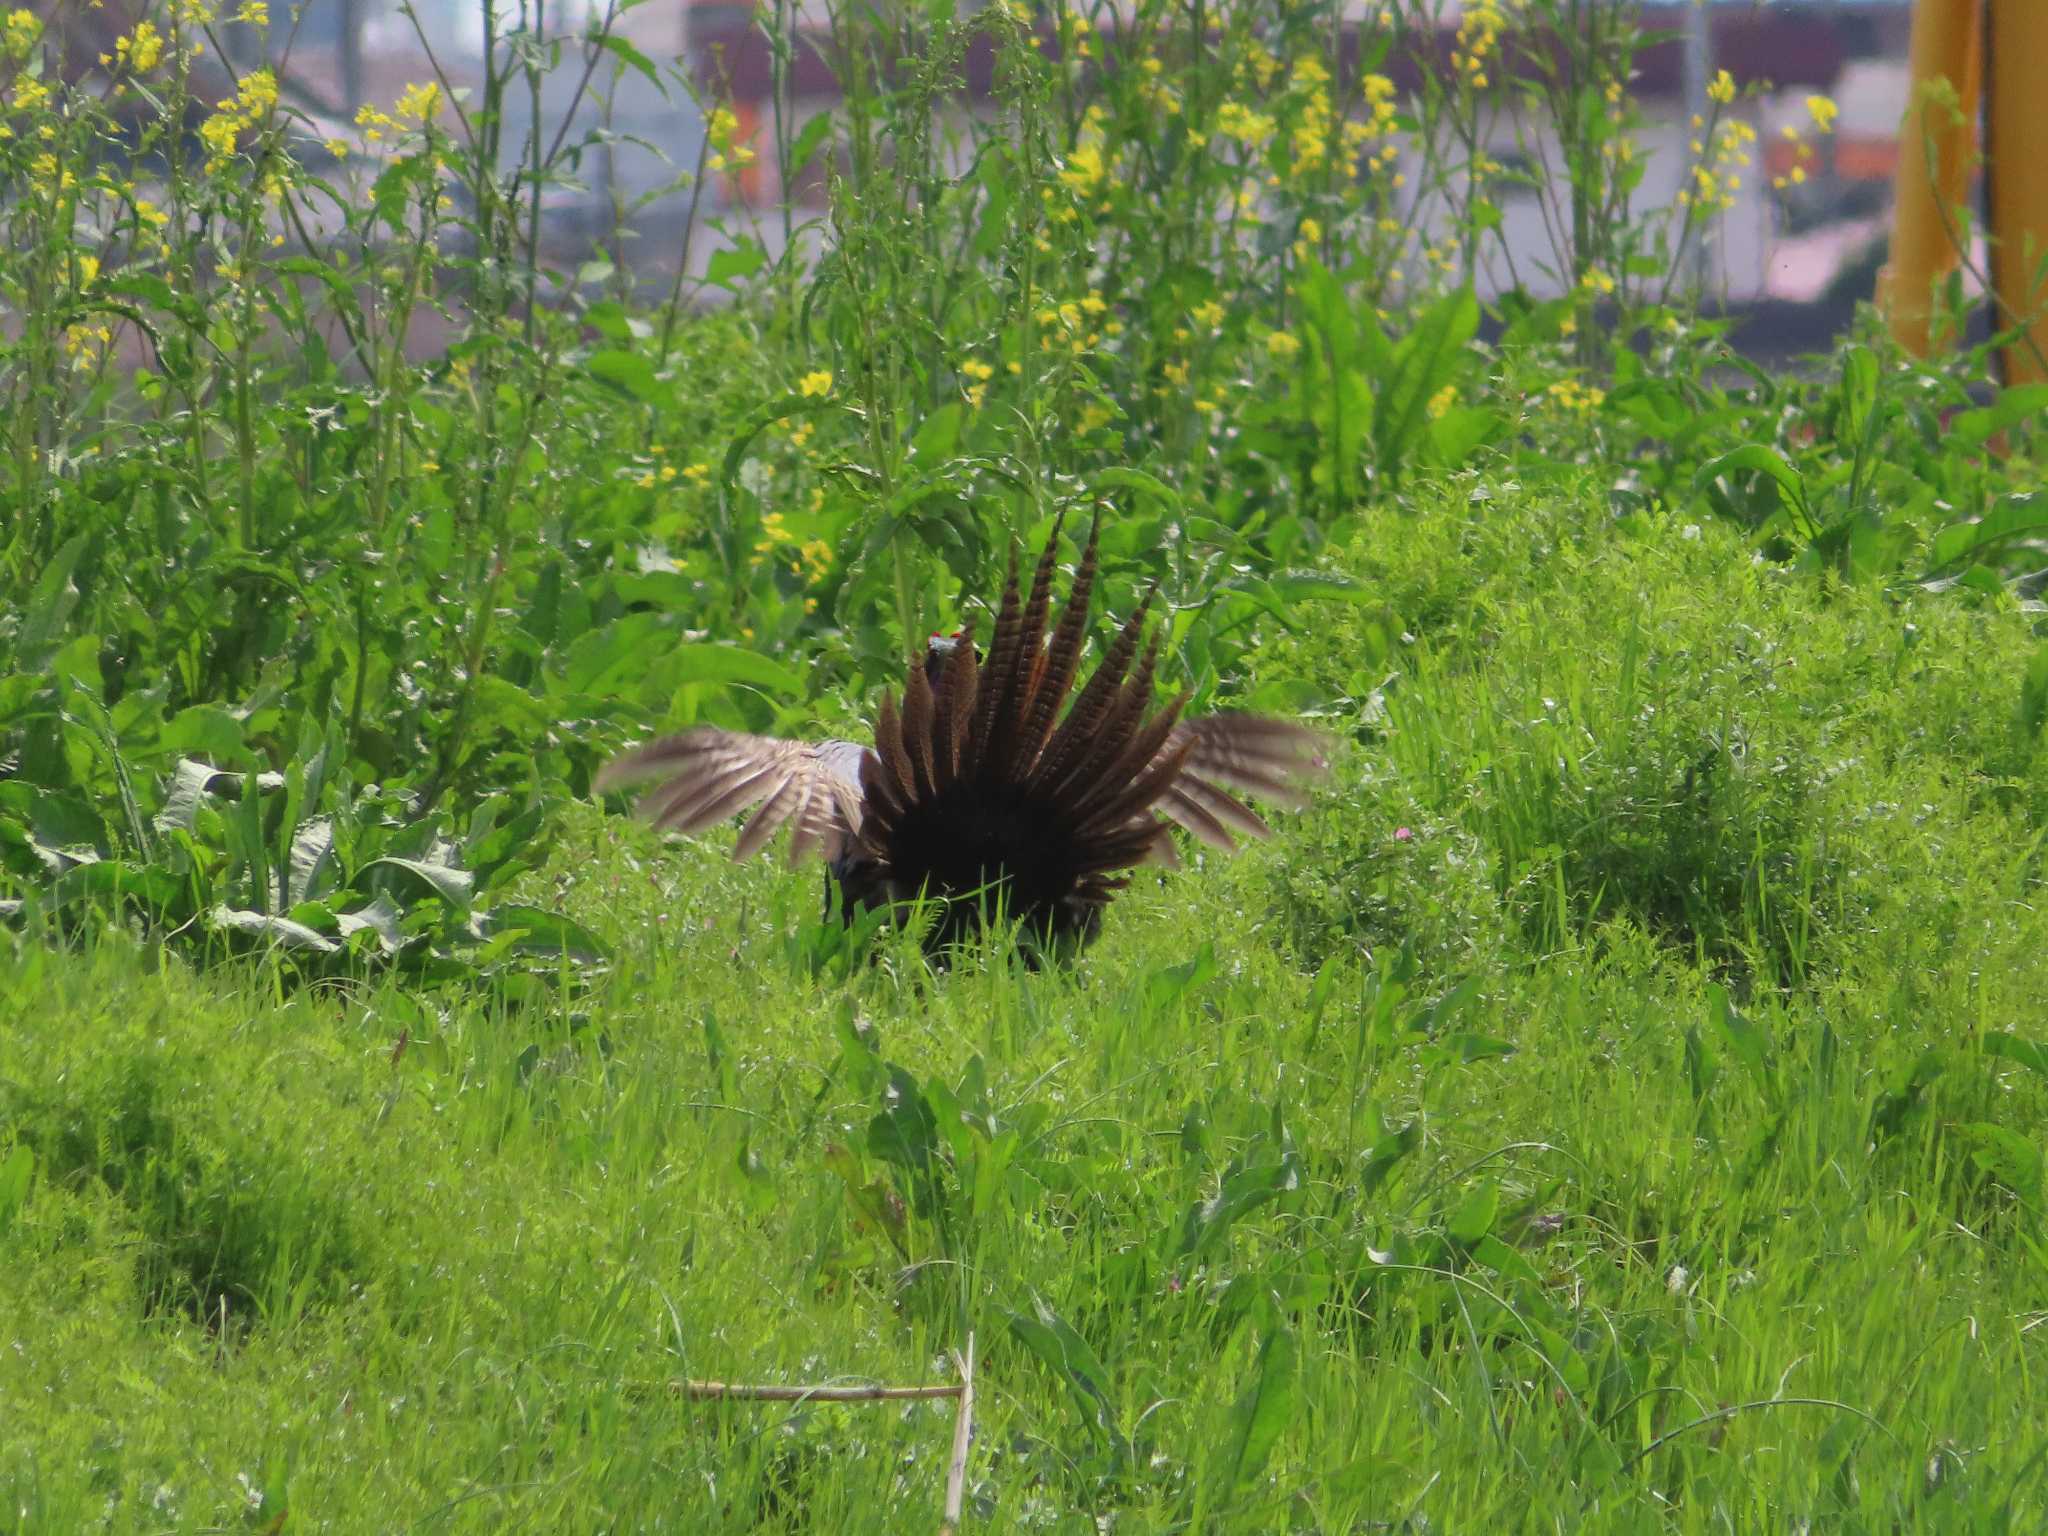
<box><xmin>1452</xmin><ymin>0</ymin><xmax>1505</xmax><ymax>79</ymax></box>
<box><xmin>706</xmin><ymin>105</ymin><xmax>755</xmax><ymax>173</ymax></box>
<box><xmin>1191</xmin><ymin>299</ymin><xmax>1224</xmax><ymax>328</ymax></box>
<box><xmin>1806</xmin><ymin>94</ymin><xmax>1838</xmax><ymax>133</ymax></box>
<box><xmin>1216</xmin><ymin>101</ymin><xmax>1275</xmax><ymax>147</ymax></box>
<box><xmin>113</xmin><ymin>20</ymin><xmax>164</xmax><ymax>71</ymax></box>
<box><xmin>1706</xmin><ymin>69</ymin><xmax>1736</xmax><ymax>106</ymax></box>
<box><xmin>11</xmin><ymin>74</ymin><xmax>49</xmax><ymax>112</ymax></box>
<box><xmin>682</xmin><ymin>462</ymin><xmax>710</xmax><ymax>486</ymax></box>
<box><xmin>1059</xmin><ymin>139</ymin><xmax>1105</xmax><ymax>195</ymax></box>
<box><xmin>235</xmin><ymin>0</ymin><xmax>269</xmax><ymax>25</ymax></box>
<box><xmin>1426</xmin><ymin>383</ymin><xmax>1457</xmax><ymax>419</ymax></box>
<box><xmin>200</xmin><ymin>68</ymin><xmax>278</xmax><ymax>171</ymax></box>
<box><xmin>3</xmin><ymin>8</ymin><xmax>39</xmax><ymax>60</ymax></box>
<box><xmin>1265</xmin><ymin>330</ymin><xmax>1302</xmax><ymax>360</ymax></box>
<box><xmin>395</xmin><ymin>80</ymin><xmax>442</xmax><ymax>125</ymax></box>
<box><xmin>29</xmin><ymin>151</ymin><xmax>73</xmax><ymax>193</ymax></box>
<box><xmin>797</xmin><ymin>369</ymin><xmax>833</xmax><ymax>397</ymax></box>
<box><xmin>1547</xmin><ymin>378</ymin><xmax>1606</xmax><ymax>413</ymax></box>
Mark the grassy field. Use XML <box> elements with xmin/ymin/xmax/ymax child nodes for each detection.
<box><xmin>7</xmin><ymin>0</ymin><xmax>2048</xmax><ymax>1528</ymax></box>
<box><xmin>9</xmin><ymin>486</ymin><xmax>2048</xmax><ymax>1531</ymax></box>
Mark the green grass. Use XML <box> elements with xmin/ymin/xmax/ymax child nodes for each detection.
<box><xmin>7</xmin><ymin>0</ymin><xmax>2048</xmax><ymax>1524</ymax></box>
<box><xmin>8</xmin><ymin>482</ymin><xmax>2048</xmax><ymax>1533</ymax></box>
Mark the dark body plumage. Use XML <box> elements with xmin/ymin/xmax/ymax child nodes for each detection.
<box><xmin>595</xmin><ymin>517</ymin><xmax>1328</xmax><ymax>958</ymax></box>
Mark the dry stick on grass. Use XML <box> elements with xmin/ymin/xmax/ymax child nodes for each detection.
<box><xmin>940</xmin><ymin>1333</ymin><xmax>976</xmax><ymax>1536</ymax></box>
<box><xmin>674</xmin><ymin>1380</ymin><xmax>962</xmax><ymax>1402</ymax></box>
<box><xmin>670</xmin><ymin>1334</ymin><xmax>979</xmax><ymax>1532</ymax></box>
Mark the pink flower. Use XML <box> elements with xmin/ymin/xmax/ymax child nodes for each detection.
<box><xmin>1393</xmin><ymin>826</ymin><xmax>1414</xmax><ymax>842</ymax></box>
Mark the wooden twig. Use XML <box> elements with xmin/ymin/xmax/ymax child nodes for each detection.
<box><xmin>671</xmin><ymin>1342</ymin><xmax>979</xmax><ymax>1533</ymax></box>
<box><xmin>939</xmin><ymin>1332</ymin><xmax>976</xmax><ymax>1536</ymax></box>
<box><xmin>675</xmin><ymin>1379</ymin><xmax>964</xmax><ymax>1403</ymax></box>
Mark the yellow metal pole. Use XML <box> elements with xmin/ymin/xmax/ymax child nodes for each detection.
<box><xmin>1987</xmin><ymin>0</ymin><xmax>2048</xmax><ymax>384</ymax></box>
<box><xmin>1879</xmin><ymin>0</ymin><xmax>1982</xmax><ymax>358</ymax></box>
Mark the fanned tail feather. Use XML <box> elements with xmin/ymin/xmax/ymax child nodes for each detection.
<box><xmin>595</xmin><ymin>522</ymin><xmax>1331</xmax><ymax>958</ymax></box>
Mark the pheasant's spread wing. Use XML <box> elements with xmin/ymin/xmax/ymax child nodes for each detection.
<box><xmin>595</xmin><ymin>729</ymin><xmax>869</xmax><ymax>865</ymax></box>
<box><xmin>1153</xmin><ymin>714</ymin><xmax>1330</xmax><ymax>851</ymax></box>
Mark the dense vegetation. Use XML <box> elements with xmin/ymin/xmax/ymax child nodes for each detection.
<box><xmin>4</xmin><ymin>0</ymin><xmax>2048</xmax><ymax>1528</ymax></box>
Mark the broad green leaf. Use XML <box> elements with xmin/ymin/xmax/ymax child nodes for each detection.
<box><xmin>160</xmin><ymin>705</ymin><xmax>248</xmax><ymax>765</ymax></box>
<box><xmin>1949</xmin><ymin>384</ymin><xmax>2048</xmax><ymax>448</ymax></box>
<box><xmin>789</xmin><ymin>109</ymin><xmax>835</xmax><ymax>169</ymax></box>
<box><xmin>595</xmin><ymin>33</ymin><xmax>660</xmax><ymax>86</ymax></box>
<box><xmin>705</xmin><ymin>239</ymin><xmax>767</xmax><ymax>289</ymax></box>
<box><xmin>483</xmin><ymin>903</ymin><xmax>612</xmax><ymax>962</ymax></box>
<box><xmin>360</xmin><ymin>856</ymin><xmax>475</xmax><ymax>909</ymax></box>
<box><xmin>1709</xmin><ymin>983</ymin><xmax>1774</xmax><ymax>1099</ymax></box>
<box><xmin>1927</xmin><ymin>493</ymin><xmax>2048</xmax><ymax>572</ymax></box>
<box><xmin>1223</xmin><ymin>1325</ymin><xmax>1297</xmax><ymax>1491</ymax></box>
<box><xmin>584</xmin><ymin>348</ymin><xmax>662</xmax><ymax>402</ymax></box>
<box><xmin>1984</xmin><ymin>1032</ymin><xmax>2048</xmax><ymax>1079</ymax></box>
<box><xmin>1695</xmin><ymin>445</ymin><xmax>1814</xmax><ymax>539</ymax></box>
<box><xmin>208</xmin><ymin>904</ymin><xmax>341</xmax><ymax>952</ymax></box>
<box><xmin>1006</xmin><ymin>1293</ymin><xmax>1125</xmax><ymax>1452</ymax></box>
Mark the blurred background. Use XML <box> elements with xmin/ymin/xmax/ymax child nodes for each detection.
<box><xmin>46</xmin><ymin>0</ymin><xmax>1926</xmax><ymax>357</ymax></box>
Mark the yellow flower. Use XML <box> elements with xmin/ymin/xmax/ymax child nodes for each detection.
<box><xmin>325</xmin><ymin>138</ymin><xmax>349</xmax><ymax>159</ymax></box>
<box><xmin>1806</xmin><ymin>94</ymin><xmax>1838</xmax><ymax>133</ymax></box>
<box><xmin>1059</xmin><ymin>139</ymin><xmax>1105</xmax><ymax>195</ymax></box>
<box><xmin>961</xmin><ymin>358</ymin><xmax>995</xmax><ymax>382</ymax></box>
<box><xmin>707</xmin><ymin>103</ymin><xmax>754</xmax><ymax>167</ymax></box>
<box><xmin>1215</xmin><ymin>101</ymin><xmax>1276</xmax><ymax>146</ymax></box>
<box><xmin>1706</xmin><ymin>69</ymin><xmax>1736</xmax><ymax>106</ymax></box>
<box><xmin>235</xmin><ymin>0</ymin><xmax>268</xmax><ymax>25</ymax></box>
<box><xmin>199</xmin><ymin>68</ymin><xmax>278</xmax><ymax>170</ymax></box>
<box><xmin>1191</xmin><ymin>299</ymin><xmax>1224</xmax><ymax>328</ymax></box>
<box><xmin>1265</xmin><ymin>330</ymin><xmax>1302</xmax><ymax>360</ymax></box>
<box><xmin>1425</xmin><ymin>383</ymin><xmax>1456</xmax><ymax>419</ymax></box>
<box><xmin>11</xmin><ymin>75</ymin><xmax>49</xmax><ymax>112</ymax></box>
<box><xmin>797</xmin><ymin>369</ymin><xmax>833</xmax><ymax>397</ymax></box>
<box><xmin>30</xmin><ymin>150</ymin><xmax>74</xmax><ymax>193</ymax></box>
<box><xmin>682</xmin><ymin>462</ymin><xmax>710</xmax><ymax>486</ymax></box>
<box><xmin>1297</xmin><ymin>216</ymin><xmax>1322</xmax><ymax>244</ymax></box>
<box><xmin>3</xmin><ymin>8</ymin><xmax>40</xmax><ymax>60</ymax></box>
<box><xmin>395</xmin><ymin>80</ymin><xmax>442</xmax><ymax>125</ymax></box>
<box><xmin>133</xmin><ymin>197</ymin><xmax>169</xmax><ymax>227</ymax></box>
